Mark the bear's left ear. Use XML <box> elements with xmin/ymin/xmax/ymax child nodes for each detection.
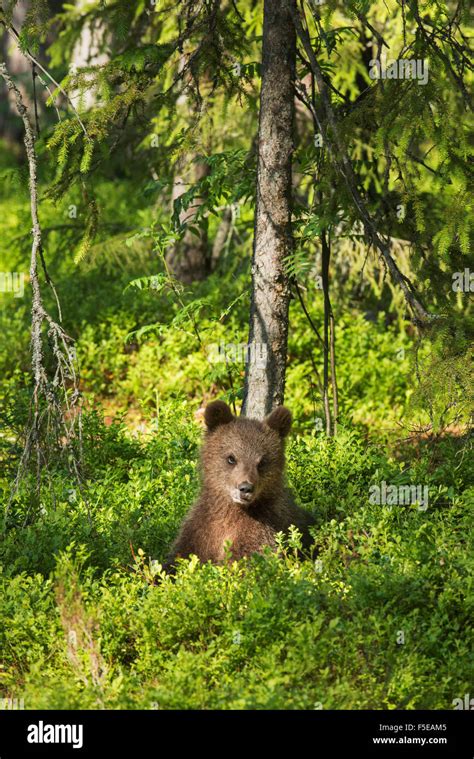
<box><xmin>264</xmin><ymin>406</ymin><xmax>292</xmax><ymax>438</ymax></box>
<box><xmin>204</xmin><ymin>400</ymin><xmax>234</xmax><ymax>431</ymax></box>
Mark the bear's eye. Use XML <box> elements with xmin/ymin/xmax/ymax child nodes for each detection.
<box><xmin>258</xmin><ymin>456</ymin><xmax>269</xmax><ymax>470</ymax></box>
<box><xmin>227</xmin><ymin>455</ymin><xmax>237</xmax><ymax>466</ymax></box>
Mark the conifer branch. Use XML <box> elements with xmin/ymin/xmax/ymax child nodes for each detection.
<box><xmin>291</xmin><ymin>3</ymin><xmax>433</xmax><ymax>326</ymax></box>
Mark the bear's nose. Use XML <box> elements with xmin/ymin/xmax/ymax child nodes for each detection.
<box><xmin>238</xmin><ymin>481</ymin><xmax>254</xmax><ymax>494</ymax></box>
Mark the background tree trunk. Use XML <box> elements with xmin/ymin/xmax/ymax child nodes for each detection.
<box><xmin>241</xmin><ymin>0</ymin><xmax>296</xmax><ymax>419</ymax></box>
<box><xmin>167</xmin><ymin>159</ymin><xmax>211</xmax><ymax>283</ymax></box>
<box><xmin>70</xmin><ymin>0</ymin><xmax>109</xmax><ymax>111</ymax></box>
<box><xmin>0</xmin><ymin>3</ymin><xmax>29</xmax><ymax>144</ymax></box>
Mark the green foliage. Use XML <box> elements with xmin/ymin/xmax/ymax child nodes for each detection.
<box><xmin>0</xmin><ymin>0</ymin><xmax>472</xmax><ymax>712</ymax></box>
<box><xmin>0</xmin><ymin>409</ymin><xmax>471</xmax><ymax>708</ymax></box>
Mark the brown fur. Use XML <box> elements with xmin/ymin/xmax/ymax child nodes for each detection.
<box><xmin>167</xmin><ymin>401</ymin><xmax>314</xmax><ymax>565</ymax></box>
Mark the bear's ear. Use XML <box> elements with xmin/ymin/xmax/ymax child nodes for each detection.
<box><xmin>204</xmin><ymin>400</ymin><xmax>234</xmax><ymax>431</ymax></box>
<box><xmin>264</xmin><ymin>406</ymin><xmax>292</xmax><ymax>438</ymax></box>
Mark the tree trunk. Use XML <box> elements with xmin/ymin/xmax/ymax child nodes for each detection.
<box><xmin>0</xmin><ymin>4</ymin><xmax>30</xmax><ymax>144</ymax></box>
<box><xmin>70</xmin><ymin>0</ymin><xmax>109</xmax><ymax>111</ymax></box>
<box><xmin>241</xmin><ymin>0</ymin><xmax>296</xmax><ymax>419</ymax></box>
<box><xmin>167</xmin><ymin>158</ymin><xmax>211</xmax><ymax>283</ymax></box>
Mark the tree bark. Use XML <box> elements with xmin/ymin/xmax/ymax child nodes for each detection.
<box><xmin>211</xmin><ymin>206</ymin><xmax>233</xmax><ymax>269</ymax></box>
<box><xmin>242</xmin><ymin>0</ymin><xmax>296</xmax><ymax>419</ymax></box>
<box><xmin>167</xmin><ymin>158</ymin><xmax>211</xmax><ymax>283</ymax></box>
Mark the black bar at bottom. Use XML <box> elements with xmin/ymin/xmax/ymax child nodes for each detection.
<box><xmin>0</xmin><ymin>709</ymin><xmax>472</xmax><ymax>757</ymax></box>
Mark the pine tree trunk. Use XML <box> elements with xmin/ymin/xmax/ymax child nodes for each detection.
<box><xmin>241</xmin><ymin>0</ymin><xmax>296</xmax><ymax>419</ymax></box>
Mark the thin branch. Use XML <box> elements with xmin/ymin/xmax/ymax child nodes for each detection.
<box><xmin>321</xmin><ymin>228</ymin><xmax>333</xmax><ymax>435</ymax></box>
<box><xmin>31</xmin><ymin>63</ymin><xmax>40</xmax><ymax>136</ymax></box>
<box><xmin>293</xmin><ymin>277</ymin><xmax>325</xmax><ymax>349</ymax></box>
<box><xmin>354</xmin><ymin>11</ymin><xmax>390</xmax><ymax>51</ymax></box>
<box><xmin>323</xmin><ymin>231</ymin><xmax>339</xmax><ymax>435</ymax></box>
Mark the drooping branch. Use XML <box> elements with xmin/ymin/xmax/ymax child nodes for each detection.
<box><xmin>409</xmin><ymin>0</ymin><xmax>473</xmax><ymax>111</ymax></box>
<box><xmin>291</xmin><ymin>3</ymin><xmax>434</xmax><ymax>327</ymax></box>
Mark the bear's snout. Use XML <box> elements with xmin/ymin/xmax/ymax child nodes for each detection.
<box><xmin>238</xmin><ymin>481</ymin><xmax>254</xmax><ymax>495</ymax></box>
<box><xmin>230</xmin><ymin>478</ymin><xmax>257</xmax><ymax>505</ymax></box>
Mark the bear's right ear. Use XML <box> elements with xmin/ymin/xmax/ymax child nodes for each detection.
<box><xmin>204</xmin><ymin>400</ymin><xmax>234</xmax><ymax>432</ymax></box>
<box><xmin>264</xmin><ymin>406</ymin><xmax>292</xmax><ymax>438</ymax></box>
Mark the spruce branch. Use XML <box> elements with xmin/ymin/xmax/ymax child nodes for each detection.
<box><xmin>292</xmin><ymin>2</ymin><xmax>434</xmax><ymax>326</ymax></box>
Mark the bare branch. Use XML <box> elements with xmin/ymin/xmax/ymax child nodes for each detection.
<box><xmin>0</xmin><ymin>62</ymin><xmax>85</xmax><ymax>526</ymax></box>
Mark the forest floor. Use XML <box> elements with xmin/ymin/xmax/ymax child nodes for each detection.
<box><xmin>0</xmin><ymin>142</ymin><xmax>472</xmax><ymax>709</ymax></box>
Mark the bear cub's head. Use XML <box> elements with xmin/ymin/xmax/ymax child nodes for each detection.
<box><xmin>201</xmin><ymin>400</ymin><xmax>292</xmax><ymax>507</ymax></box>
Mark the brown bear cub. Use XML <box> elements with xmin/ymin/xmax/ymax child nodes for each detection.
<box><xmin>167</xmin><ymin>400</ymin><xmax>314</xmax><ymax>565</ymax></box>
